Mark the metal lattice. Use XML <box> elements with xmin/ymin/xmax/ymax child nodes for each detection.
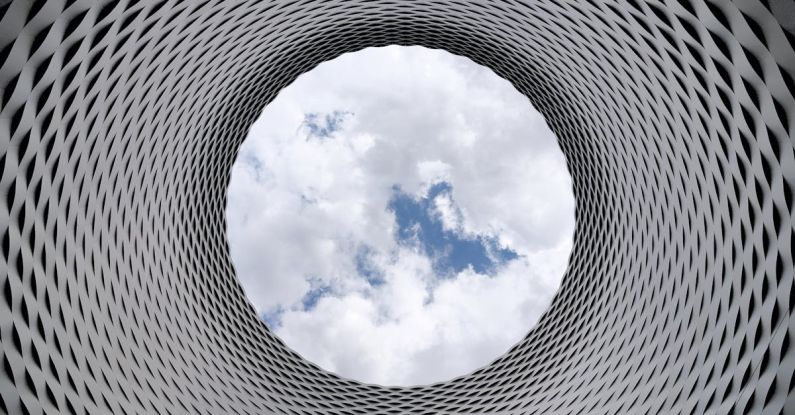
<box><xmin>1</xmin><ymin>1</ymin><xmax>794</xmax><ymax>413</ymax></box>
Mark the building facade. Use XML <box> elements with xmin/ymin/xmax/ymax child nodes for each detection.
<box><xmin>1</xmin><ymin>0</ymin><xmax>794</xmax><ymax>413</ymax></box>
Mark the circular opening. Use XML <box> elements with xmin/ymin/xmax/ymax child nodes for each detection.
<box><xmin>226</xmin><ymin>46</ymin><xmax>575</xmax><ymax>386</ymax></box>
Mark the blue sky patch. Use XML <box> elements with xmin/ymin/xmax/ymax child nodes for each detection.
<box><xmin>388</xmin><ymin>182</ymin><xmax>519</xmax><ymax>276</ymax></box>
<box><xmin>355</xmin><ymin>245</ymin><xmax>384</xmax><ymax>286</ymax></box>
<box><xmin>242</xmin><ymin>152</ymin><xmax>267</xmax><ymax>182</ymax></box>
<box><xmin>262</xmin><ymin>280</ymin><xmax>333</xmax><ymax>329</ymax></box>
<box><xmin>302</xmin><ymin>111</ymin><xmax>352</xmax><ymax>139</ymax></box>
<box><xmin>261</xmin><ymin>307</ymin><xmax>284</xmax><ymax>329</ymax></box>
<box><xmin>301</xmin><ymin>283</ymin><xmax>332</xmax><ymax>310</ymax></box>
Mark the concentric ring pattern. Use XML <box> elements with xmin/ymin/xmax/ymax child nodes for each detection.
<box><xmin>1</xmin><ymin>1</ymin><xmax>794</xmax><ymax>414</ymax></box>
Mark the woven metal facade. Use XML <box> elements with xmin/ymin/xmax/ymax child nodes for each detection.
<box><xmin>1</xmin><ymin>0</ymin><xmax>795</xmax><ymax>413</ymax></box>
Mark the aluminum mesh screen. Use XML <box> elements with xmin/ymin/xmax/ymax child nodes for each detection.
<box><xmin>1</xmin><ymin>0</ymin><xmax>794</xmax><ymax>413</ymax></box>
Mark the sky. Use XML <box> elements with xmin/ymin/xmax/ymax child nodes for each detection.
<box><xmin>226</xmin><ymin>46</ymin><xmax>575</xmax><ymax>386</ymax></box>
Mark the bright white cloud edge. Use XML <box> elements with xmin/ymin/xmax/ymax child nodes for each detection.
<box><xmin>226</xmin><ymin>45</ymin><xmax>575</xmax><ymax>386</ymax></box>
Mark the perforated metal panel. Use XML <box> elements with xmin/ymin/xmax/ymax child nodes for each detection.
<box><xmin>1</xmin><ymin>1</ymin><xmax>794</xmax><ymax>414</ymax></box>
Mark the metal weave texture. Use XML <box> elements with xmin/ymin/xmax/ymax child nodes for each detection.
<box><xmin>1</xmin><ymin>0</ymin><xmax>794</xmax><ymax>414</ymax></box>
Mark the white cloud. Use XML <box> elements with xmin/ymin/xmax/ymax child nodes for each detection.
<box><xmin>226</xmin><ymin>45</ymin><xmax>575</xmax><ymax>385</ymax></box>
<box><xmin>432</xmin><ymin>190</ymin><xmax>461</xmax><ymax>233</ymax></box>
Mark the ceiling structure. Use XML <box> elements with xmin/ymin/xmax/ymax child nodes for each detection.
<box><xmin>1</xmin><ymin>0</ymin><xmax>794</xmax><ymax>413</ymax></box>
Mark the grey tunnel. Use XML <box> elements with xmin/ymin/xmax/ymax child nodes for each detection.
<box><xmin>1</xmin><ymin>0</ymin><xmax>795</xmax><ymax>414</ymax></box>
